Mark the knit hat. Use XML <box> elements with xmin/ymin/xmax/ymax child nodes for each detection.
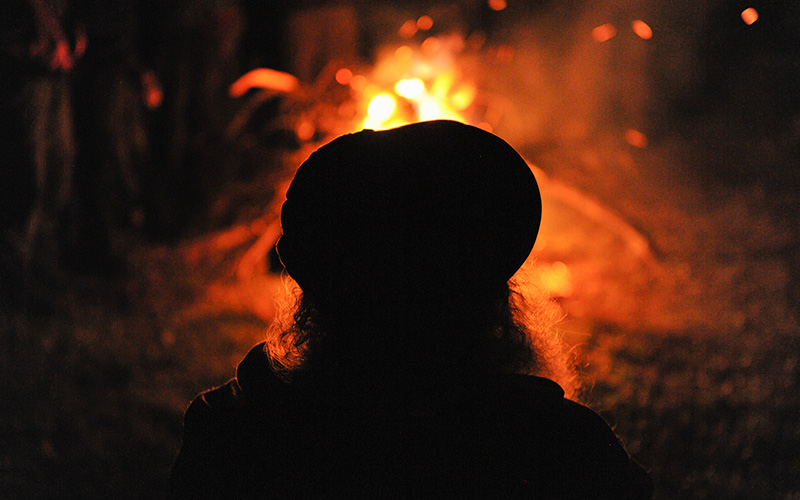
<box><xmin>277</xmin><ymin>120</ymin><xmax>541</xmax><ymax>295</ymax></box>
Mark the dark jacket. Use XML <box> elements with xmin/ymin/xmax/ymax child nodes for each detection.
<box><xmin>171</xmin><ymin>343</ymin><xmax>652</xmax><ymax>499</ymax></box>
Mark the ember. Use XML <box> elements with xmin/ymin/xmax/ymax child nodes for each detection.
<box><xmin>741</xmin><ymin>7</ymin><xmax>759</xmax><ymax>25</ymax></box>
<box><xmin>592</xmin><ymin>23</ymin><xmax>617</xmax><ymax>42</ymax></box>
<box><xmin>631</xmin><ymin>20</ymin><xmax>653</xmax><ymax>40</ymax></box>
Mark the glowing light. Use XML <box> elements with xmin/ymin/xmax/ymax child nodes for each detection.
<box><xmin>741</xmin><ymin>8</ymin><xmax>758</xmax><ymax>25</ymax></box>
<box><xmin>624</xmin><ymin>129</ymin><xmax>648</xmax><ymax>148</ymax></box>
<box><xmin>395</xmin><ymin>45</ymin><xmax>413</xmax><ymax>61</ymax></box>
<box><xmin>296</xmin><ymin>120</ymin><xmax>315</xmax><ymax>142</ymax></box>
<box><xmin>539</xmin><ymin>261</ymin><xmax>574</xmax><ymax>298</ymax></box>
<box><xmin>418</xmin><ymin>98</ymin><xmax>443</xmax><ymax>121</ymax></box>
<box><xmin>421</xmin><ymin>36</ymin><xmax>441</xmax><ymax>54</ymax></box>
<box><xmin>592</xmin><ymin>23</ymin><xmax>617</xmax><ymax>42</ymax></box>
<box><xmin>349</xmin><ymin>74</ymin><xmax>367</xmax><ymax>92</ymax></box>
<box><xmin>494</xmin><ymin>45</ymin><xmax>515</xmax><ymax>64</ymax></box>
<box><xmin>431</xmin><ymin>72</ymin><xmax>454</xmax><ymax>98</ymax></box>
<box><xmin>363</xmin><ymin>117</ymin><xmax>384</xmax><ymax>130</ymax></box>
<box><xmin>477</xmin><ymin>121</ymin><xmax>493</xmax><ymax>133</ymax></box>
<box><xmin>398</xmin><ymin>19</ymin><xmax>418</xmax><ymax>38</ymax></box>
<box><xmin>632</xmin><ymin>20</ymin><xmax>653</xmax><ymax>40</ymax></box>
<box><xmin>229</xmin><ymin>68</ymin><xmax>299</xmax><ymax>97</ymax></box>
<box><xmin>335</xmin><ymin>68</ymin><xmax>353</xmax><ymax>85</ymax></box>
<box><xmin>450</xmin><ymin>84</ymin><xmax>476</xmax><ymax>111</ymax></box>
<box><xmin>417</xmin><ymin>15</ymin><xmax>434</xmax><ymax>31</ymax></box>
<box><xmin>142</xmin><ymin>71</ymin><xmax>162</xmax><ymax>108</ymax></box>
<box><xmin>145</xmin><ymin>86</ymin><xmax>163</xmax><ymax>109</ymax></box>
<box><xmin>395</xmin><ymin>78</ymin><xmax>425</xmax><ymax>99</ymax></box>
<box><xmin>488</xmin><ymin>0</ymin><xmax>507</xmax><ymax>11</ymax></box>
<box><xmin>367</xmin><ymin>93</ymin><xmax>397</xmax><ymax>122</ymax></box>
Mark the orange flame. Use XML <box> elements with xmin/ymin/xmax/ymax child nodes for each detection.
<box><xmin>354</xmin><ymin>42</ymin><xmax>479</xmax><ymax>131</ymax></box>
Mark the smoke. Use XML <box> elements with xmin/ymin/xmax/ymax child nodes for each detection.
<box><xmin>486</xmin><ymin>0</ymin><xmax>721</xmax><ymax>148</ymax></box>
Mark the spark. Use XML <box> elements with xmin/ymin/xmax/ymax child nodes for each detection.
<box><xmin>398</xmin><ymin>19</ymin><xmax>418</xmax><ymax>38</ymax></box>
<box><xmin>417</xmin><ymin>15</ymin><xmax>434</xmax><ymax>31</ymax></box>
<box><xmin>335</xmin><ymin>68</ymin><xmax>353</xmax><ymax>85</ymax></box>
<box><xmin>592</xmin><ymin>23</ymin><xmax>617</xmax><ymax>43</ymax></box>
<box><xmin>488</xmin><ymin>0</ymin><xmax>507</xmax><ymax>11</ymax></box>
<box><xmin>741</xmin><ymin>8</ymin><xmax>758</xmax><ymax>25</ymax></box>
<box><xmin>632</xmin><ymin>20</ymin><xmax>653</xmax><ymax>40</ymax></box>
<box><xmin>624</xmin><ymin>129</ymin><xmax>648</xmax><ymax>148</ymax></box>
<box><xmin>296</xmin><ymin>120</ymin><xmax>315</xmax><ymax>142</ymax></box>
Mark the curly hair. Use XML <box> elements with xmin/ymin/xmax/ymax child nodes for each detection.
<box><xmin>265</xmin><ymin>270</ymin><xmax>578</xmax><ymax>398</ymax></box>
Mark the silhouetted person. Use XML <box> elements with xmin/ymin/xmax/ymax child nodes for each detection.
<box><xmin>170</xmin><ymin>120</ymin><xmax>652</xmax><ymax>499</ymax></box>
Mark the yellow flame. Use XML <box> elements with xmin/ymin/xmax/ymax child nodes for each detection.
<box><xmin>367</xmin><ymin>93</ymin><xmax>397</xmax><ymax>122</ymax></box>
<box><xmin>418</xmin><ymin>98</ymin><xmax>443</xmax><ymax>121</ymax></box>
<box><xmin>451</xmin><ymin>83</ymin><xmax>476</xmax><ymax>111</ymax></box>
<box><xmin>357</xmin><ymin>41</ymin><xmax>480</xmax><ymax>130</ymax></box>
<box><xmin>395</xmin><ymin>78</ymin><xmax>425</xmax><ymax>99</ymax></box>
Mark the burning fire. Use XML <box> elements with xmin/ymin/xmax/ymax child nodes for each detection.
<box><xmin>338</xmin><ymin>38</ymin><xmax>483</xmax><ymax>131</ymax></box>
<box><xmin>227</xmin><ymin>16</ymin><xmax>593</xmax><ymax>302</ymax></box>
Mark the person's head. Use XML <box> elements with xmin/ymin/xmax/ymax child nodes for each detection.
<box><xmin>271</xmin><ymin>120</ymin><xmax>558</xmax><ymax>383</ymax></box>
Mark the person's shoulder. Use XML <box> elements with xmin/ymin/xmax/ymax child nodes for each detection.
<box><xmin>501</xmin><ymin>374</ymin><xmax>653</xmax><ymax>499</ymax></box>
<box><xmin>182</xmin><ymin>378</ymin><xmax>242</xmax><ymax>430</ymax></box>
<box><xmin>182</xmin><ymin>343</ymin><xmax>284</xmax><ymax>424</ymax></box>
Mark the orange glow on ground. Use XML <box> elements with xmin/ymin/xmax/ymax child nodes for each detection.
<box><xmin>741</xmin><ymin>8</ymin><xmax>758</xmax><ymax>25</ymax></box>
<box><xmin>592</xmin><ymin>23</ymin><xmax>617</xmax><ymax>42</ymax></box>
<box><xmin>632</xmin><ymin>20</ymin><xmax>653</xmax><ymax>40</ymax></box>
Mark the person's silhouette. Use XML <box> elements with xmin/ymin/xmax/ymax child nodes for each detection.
<box><xmin>170</xmin><ymin>120</ymin><xmax>652</xmax><ymax>499</ymax></box>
